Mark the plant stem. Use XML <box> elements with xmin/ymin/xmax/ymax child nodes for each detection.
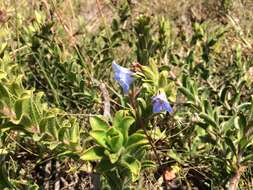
<box><xmin>228</xmin><ymin>165</ymin><xmax>245</xmax><ymax>190</ymax></box>
<box><xmin>129</xmin><ymin>89</ymin><xmax>168</xmax><ymax>190</ymax></box>
<box><xmin>141</xmin><ymin>121</ymin><xmax>168</xmax><ymax>190</ymax></box>
<box><xmin>99</xmin><ymin>83</ymin><xmax>111</xmax><ymax>119</ymax></box>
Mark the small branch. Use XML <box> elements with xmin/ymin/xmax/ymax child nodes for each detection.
<box><xmin>60</xmin><ymin>177</ymin><xmax>69</xmax><ymax>189</ymax></box>
<box><xmin>44</xmin><ymin>161</ymin><xmax>52</xmax><ymax>190</ymax></box>
<box><xmin>129</xmin><ymin>89</ymin><xmax>168</xmax><ymax>190</ymax></box>
<box><xmin>142</xmin><ymin>123</ymin><xmax>168</xmax><ymax>190</ymax></box>
<box><xmin>54</xmin><ymin>161</ymin><xmax>60</xmax><ymax>190</ymax></box>
<box><xmin>228</xmin><ymin>165</ymin><xmax>246</xmax><ymax>190</ymax></box>
<box><xmin>99</xmin><ymin>83</ymin><xmax>111</xmax><ymax>118</ymax></box>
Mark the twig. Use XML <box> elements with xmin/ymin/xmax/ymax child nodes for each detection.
<box><xmin>44</xmin><ymin>161</ymin><xmax>52</xmax><ymax>190</ymax></box>
<box><xmin>142</xmin><ymin>122</ymin><xmax>168</xmax><ymax>190</ymax></box>
<box><xmin>54</xmin><ymin>161</ymin><xmax>60</xmax><ymax>190</ymax></box>
<box><xmin>9</xmin><ymin>135</ymin><xmax>39</xmax><ymax>156</ymax></box>
<box><xmin>129</xmin><ymin>88</ymin><xmax>168</xmax><ymax>190</ymax></box>
<box><xmin>228</xmin><ymin>165</ymin><xmax>246</xmax><ymax>190</ymax></box>
<box><xmin>60</xmin><ymin>177</ymin><xmax>69</xmax><ymax>189</ymax></box>
<box><xmin>99</xmin><ymin>83</ymin><xmax>111</xmax><ymax>118</ymax></box>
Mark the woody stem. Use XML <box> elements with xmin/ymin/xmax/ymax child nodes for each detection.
<box><xmin>129</xmin><ymin>88</ymin><xmax>168</xmax><ymax>190</ymax></box>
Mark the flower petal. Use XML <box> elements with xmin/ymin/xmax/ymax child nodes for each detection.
<box><xmin>112</xmin><ymin>61</ymin><xmax>121</xmax><ymax>73</ymax></box>
<box><xmin>152</xmin><ymin>92</ymin><xmax>173</xmax><ymax>113</ymax></box>
<box><xmin>153</xmin><ymin>101</ymin><xmax>163</xmax><ymax>113</ymax></box>
<box><xmin>163</xmin><ymin>101</ymin><xmax>173</xmax><ymax>113</ymax></box>
<box><xmin>112</xmin><ymin>61</ymin><xmax>134</xmax><ymax>94</ymax></box>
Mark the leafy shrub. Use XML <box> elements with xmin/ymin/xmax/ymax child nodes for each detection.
<box><xmin>0</xmin><ymin>0</ymin><xmax>253</xmax><ymax>189</ymax></box>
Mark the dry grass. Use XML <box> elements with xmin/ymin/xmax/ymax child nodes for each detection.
<box><xmin>75</xmin><ymin>0</ymin><xmax>253</xmax><ymax>36</ymax></box>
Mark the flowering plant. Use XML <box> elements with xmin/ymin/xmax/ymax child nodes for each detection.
<box><xmin>82</xmin><ymin>59</ymin><xmax>176</xmax><ymax>189</ymax></box>
<box><xmin>152</xmin><ymin>92</ymin><xmax>173</xmax><ymax>113</ymax></box>
<box><xmin>112</xmin><ymin>61</ymin><xmax>135</xmax><ymax>94</ymax></box>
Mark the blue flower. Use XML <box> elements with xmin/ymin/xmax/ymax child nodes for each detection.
<box><xmin>152</xmin><ymin>92</ymin><xmax>173</xmax><ymax>113</ymax></box>
<box><xmin>112</xmin><ymin>61</ymin><xmax>134</xmax><ymax>94</ymax></box>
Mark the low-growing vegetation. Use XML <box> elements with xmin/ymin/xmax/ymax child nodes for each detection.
<box><xmin>0</xmin><ymin>0</ymin><xmax>253</xmax><ymax>189</ymax></box>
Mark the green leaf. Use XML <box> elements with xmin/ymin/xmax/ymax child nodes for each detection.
<box><xmin>90</xmin><ymin>130</ymin><xmax>108</xmax><ymax>148</ymax></box>
<box><xmin>126</xmin><ymin>133</ymin><xmax>147</xmax><ymax>148</ymax></box>
<box><xmin>179</xmin><ymin>87</ymin><xmax>195</xmax><ymax>102</ymax></box>
<box><xmin>141</xmin><ymin>160</ymin><xmax>156</xmax><ymax>169</ymax></box>
<box><xmin>96</xmin><ymin>158</ymin><xmax>116</xmax><ymax>172</ymax></box>
<box><xmin>225</xmin><ymin>137</ymin><xmax>237</xmax><ymax>156</ymax></box>
<box><xmin>113</xmin><ymin>110</ymin><xmax>128</xmax><ymax>127</ymax></box>
<box><xmin>137</xmin><ymin>97</ymin><xmax>147</xmax><ymax>112</ymax></box>
<box><xmin>141</xmin><ymin>65</ymin><xmax>156</xmax><ymax>81</ymax></box>
<box><xmin>0</xmin><ymin>160</ymin><xmax>15</xmax><ymax>189</ymax></box>
<box><xmin>30</xmin><ymin>95</ymin><xmax>43</xmax><ymax>126</ymax></box>
<box><xmin>158</xmin><ymin>71</ymin><xmax>168</xmax><ymax>88</ymax></box>
<box><xmin>0</xmin><ymin>71</ymin><xmax>7</xmax><ymax>80</ymax></box>
<box><xmin>106</xmin><ymin>128</ymin><xmax>124</xmax><ymax>153</ymax></box>
<box><xmin>250</xmin><ymin>96</ymin><xmax>253</xmax><ymax>120</ymax></box>
<box><xmin>104</xmin><ymin>150</ymin><xmax>121</xmax><ymax>164</ymax></box>
<box><xmin>114</xmin><ymin>116</ymin><xmax>134</xmax><ymax>145</ymax></box>
<box><xmin>164</xmin><ymin>83</ymin><xmax>177</xmax><ymax>102</ymax></box>
<box><xmin>14</xmin><ymin>98</ymin><xmax>30</xmax><ymax>120</ymax></box>
<box><xmin>104</xmin><ymin>170</ymin><xmax>123</xmax><ymax>190</ymax></box>
<box><xmin>241</xmin><ymin>153</ymin><xmax>253</xmax><ymax>164</ymax></box>
<box><xmin>238</xmin><ymin>137</ymin><xmax>249</xmax><ymax>153</ymax></box>
<box><xmin>221</xmin><ymin>117</ymin><xmax>234</xmax><ymax>134</ymax></box>
<box><xmin>11</xmin><ymin>113</ymin><xmax>33</xmax><ymax>129</ymax></box>
<box><xmin>122</xmin><ymin>155</ymin><xmax>141</xmax><ymax>182</ymax></box>
<box><xmin>0</xmin><ymin>84</ymin><xmax>10</xmax><ymax>105</ymax></box>
<box><xmin>46</xmin><ymin>117</ymin><xmax>59</xmax><ymax>140</ymax></box>
<box><xmin>234</xmin><ymin>115</ymin><xmax>246</xmax><ymax>138</ymax></box>
<box><xmin>126</xmin><ymin>133</ymin><xmax>148</xmax><ymax>154</ymax></box>
<box><xmin>90</xmin><ymin>116</ymin><xmax>109</xmax><ymax>131</ymax></box>
<box><xmin>167</xmin><ymin>150</ymin><xmax>184</xmax><ymax>164</ymax></box>
<box><xmin>199</xmin><ymin>113</ymin><xmax>218</xmax><ymax>128</ymax></box>
<box><xmin>149</xmin><ymin>60</ymin><xmax>159</xmax><ymax>79</ymax></box>
<box><xmin>48</xmin><ymin>142</ymin><xmax>60</xmax><ymax>150</ymax></box>
<box><xmin>80</xmin><ymin>146</ymin><xmax>104</xmax><ymax>161</ymax></box>
<box><xmin>70</xmin><ymin>120</ymin><xmax>80</xmax><ymax>144</ymax></box>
